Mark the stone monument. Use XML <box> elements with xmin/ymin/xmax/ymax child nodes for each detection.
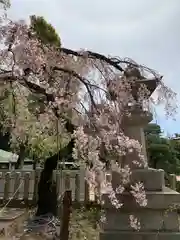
<box><xmin>100</xmin><ymin>72</ymin><xmax>180</xmax><ymax>239</ymax></box>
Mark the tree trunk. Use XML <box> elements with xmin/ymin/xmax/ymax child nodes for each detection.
<box><xmin>36</xmin><ymin>157</ymin><xmax>58</xmax><ymax>217</ymax></box>
<box><xmin>0</xmin><ymin>133</ymin><xmax>10</xmax><ymax>151</ymax></box>
<box><xmin>33</xmin><ymin>161</ymin><xmax>36</xmax><ymax>170</ymax></box>
<box><xmin>33</xmin><ymin>156</ymin><xmax>37</xmax><ymax>170</ymax></box>
<box><xmin>15</xmin><ymin>144</ymin><xmax>26</xmax><ymax>169</ymax></box>
<box><xmin>60</xmin><ymin>190</ymin><xmax>72</xmax><ymax>240</ymax></box>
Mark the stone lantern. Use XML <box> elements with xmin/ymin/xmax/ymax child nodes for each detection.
<box><xmin>100</xmin><ymin>69</ymin><xmax>180</xmax><ymax>240</ymax></box>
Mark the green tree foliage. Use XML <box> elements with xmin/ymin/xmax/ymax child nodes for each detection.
<box><xmin>30</xmin><ymin>15</ymin><xmax>61</xmax><ymax>47</ymax></box>
<box><xmin>0</xmin><ymin>82</ymin><xmax>69</xmax><ymax>167</ymax></box>
<box><xmin>145</xmin><ymin>123</ymin><xmax>180</xmax><ymax>174</ymax></box>
<box><xmin>170</xmin><ymin>135</ymin><xmax>180</xmax><ymax>167</ymax></box>
<box><xmin>144</xmin><ymin>123</ymin><xmax>161</xmax><ymax>135</ymax></box>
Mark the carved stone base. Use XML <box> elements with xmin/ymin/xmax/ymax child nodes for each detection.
<box><xmin>112</xmin><ymin>168</ymin><xmax>165</xmax><ymax>192</ymax></box>
<box><xmin>130</xmin><ymin>168</ymin><xmax>165</xmax><ymax>191</ymax></box>
<box><xmin>100</xmin><ymin>169</ymin><xmax>180</xmax><ymax>240</ymax></box>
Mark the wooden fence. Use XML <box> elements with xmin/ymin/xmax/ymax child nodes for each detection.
<box><xmin>0</xmin><ymin>169</ymin><xmax>92</xmax><ymax>208</ymax></box>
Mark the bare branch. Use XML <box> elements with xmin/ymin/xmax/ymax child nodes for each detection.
<box><xmin>60</xmin><ymin>47</ymin><xmax>161</xmax><ymax>79</ymax></box>
<box><xmin>60</xmin><ymin>47</ymin><xmax>124</xmax><ymax>72</ymax></box>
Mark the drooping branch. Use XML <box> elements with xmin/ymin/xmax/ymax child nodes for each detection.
<box><xmin>60</xmin><ymin>47</ymin><xmax>124</xmax><ymax>72</ymax></box>
<box><xmin>0</xmin><ymin>72</ymin><xmax>74</xmax><ymax>130</ymax></box>
<box><xmin>1</xmin><ymin>15</ymin><xmax>177</xmax><ymax>217</ymax></box>
<box><xmin>1</xmin><ymin>22</ymin><xmax>177</xmax><ymax>218</ymax></box>
<box><xmin>53</xmin><ymin>66</ymin><xmax>97</xmax><ymax>109</ymax></box>
<box><xmin>60</xmin><ymin>47</ymin><xmax>161</xmax><ymax>79</ymax></box>
<box><xmin>0</xmin><ymin>61</ymin><xmax>107</xmax><ymax>119</ymax></box>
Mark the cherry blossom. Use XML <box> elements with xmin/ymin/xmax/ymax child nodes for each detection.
<box><xmin>0</xmin><ymin>8</ymin><xmax>177</xmax><ymax>229</ymax></box>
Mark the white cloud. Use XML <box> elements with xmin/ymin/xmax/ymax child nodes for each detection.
<box><xmin>7</xmin><ymin>0</ymin><xmax>180</xmax><ymax>133</ymax></box>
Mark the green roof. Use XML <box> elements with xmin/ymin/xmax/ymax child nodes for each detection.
<box><xmin>0</xmin><ymin>149</ymin><xmax>18</xmax><ymax>163</ymax></box>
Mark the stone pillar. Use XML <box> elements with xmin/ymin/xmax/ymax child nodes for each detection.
<box><xmin>100</xmin><ymin>107</ymin><xmax>180</xmax><ymax>240</ymax></box>
<box><xmin>122</xmin><ymin>105</ymin><xmax>152</xmax><ymax>166</ymax></box>
<box><xmin>124</xmin><ymin>125</ymin><xmax>148</xmax><ymax>164</ymax></box>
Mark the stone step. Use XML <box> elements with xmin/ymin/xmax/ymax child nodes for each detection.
<box><xmin>100</xmin><ymin>231</ymin><xmax>180</xmax><ymax>240</ymax></box>
<box><xmin>130</xmin><ymin>168</ymin><xmax>165</xmax><ymax>191</ymax></box>
<box><xmin>111</xmin><ymin>168</ymin><xmax>165</xmax><ymax>191</ymax></box>
<box><xmin>104</xmin><ymin>210</ymin><xmax>180</xmax><ymax>231</ymax></box>
<box><xmin>102</xmin><ymin>187</ymin><xmax>180</xmax><ymax>210</ymax></box>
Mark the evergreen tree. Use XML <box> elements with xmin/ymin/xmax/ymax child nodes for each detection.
<box><xmin>30</xmin><ymin>15</ymin><xmax>61</xmax><ymax>47</ymax></box>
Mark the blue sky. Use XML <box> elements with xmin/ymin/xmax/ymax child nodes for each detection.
<box><xmin>7</xmin><ymin>0</ymin><xmax>180</xmax><ymax>136</ymax></box>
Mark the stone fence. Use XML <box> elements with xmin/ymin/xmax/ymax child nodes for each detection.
<box><xmin>0</xmin><ymin>169</ymin><xmax>93</xmax><ymax>208</ymax></box>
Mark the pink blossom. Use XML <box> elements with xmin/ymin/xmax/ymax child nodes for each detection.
<box><xmin>0</xmin><ymin>12</ymin><xmax>176</xmax><ymax>231</ymax></box>
<box><xmin>130</xmin><ymin>182</ymin><xmax>147</xmax><ymax>207</ymax></box>
<box><xmin>129</xmin><ymin>215</ymin><xmax>141</xmax><ymax>231</ymax></box>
